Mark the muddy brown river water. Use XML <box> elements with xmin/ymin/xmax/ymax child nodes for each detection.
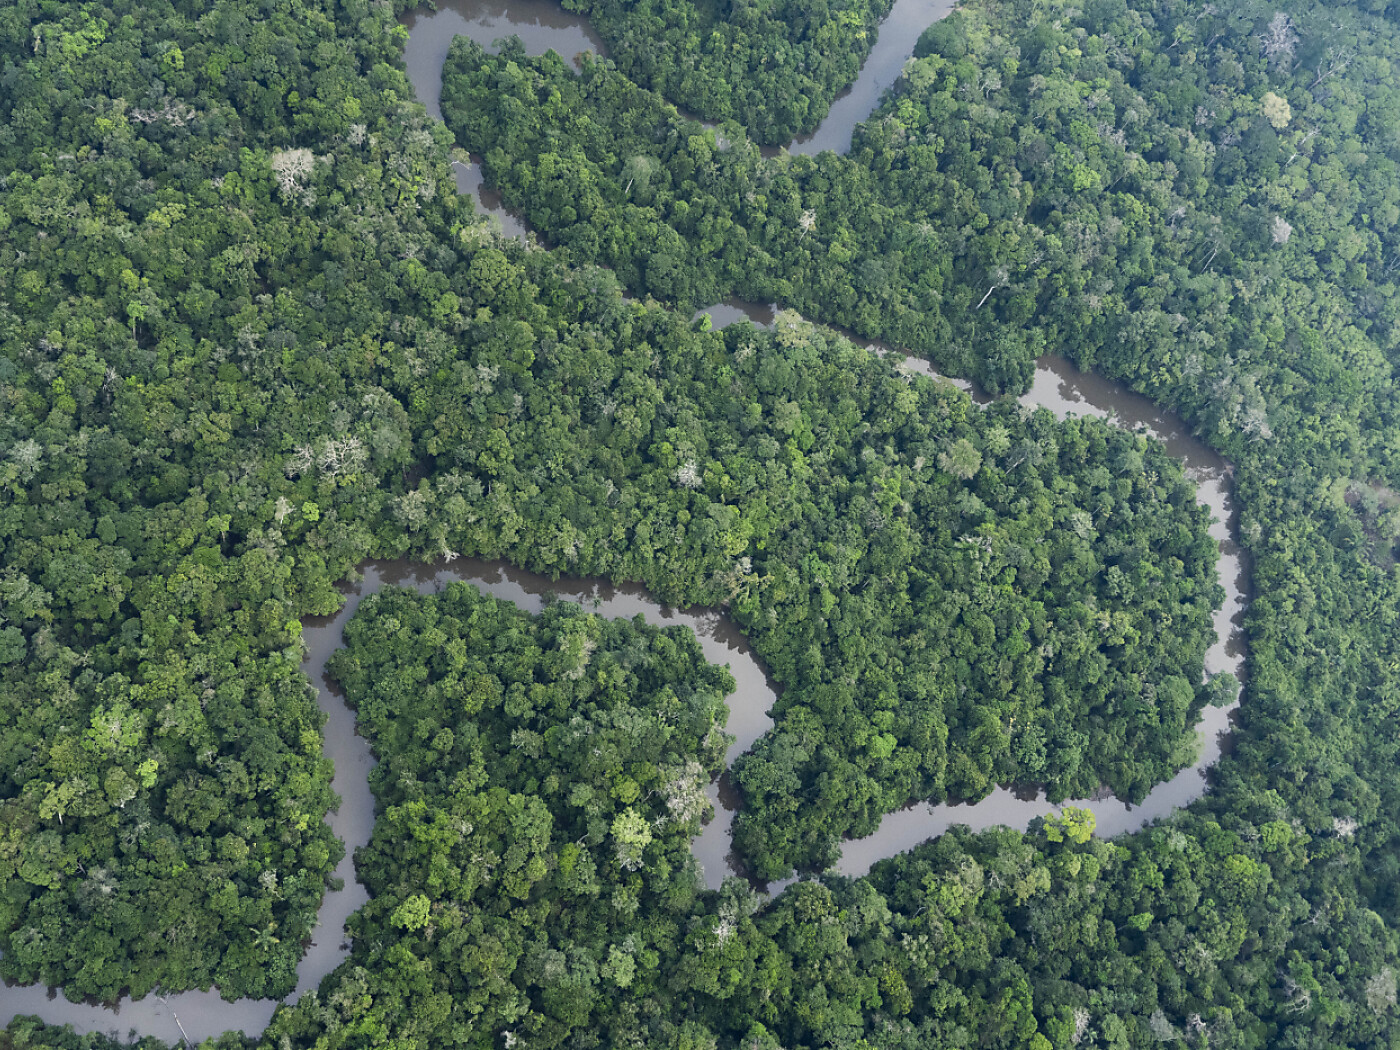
<box><xmin>1</xmin><ymin>348</ymin><xmax>1248</xmax><ymax>1040</ymax></box>
<box><xmin>4</xmin><ymin>0</ymin><xmax>1249</xmax><ymax>1039</ymax></box>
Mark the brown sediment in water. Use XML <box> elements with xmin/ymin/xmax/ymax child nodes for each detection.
<box><xmin>2</xmin><ymin>1</ymin><xmax>1252</xmax><ymax>1036</ymax></box>
<box><xmin>2</xmin><ymin>347</ymin><xmax>1249</xmax><ymax>1041</ymax></box>
<box><xmin>400</xmin><ymin>0</ymin><xmax>605</xmax><ymax>121</ymax></box>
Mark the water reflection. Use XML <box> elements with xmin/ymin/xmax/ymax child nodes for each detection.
<box><xmin>690</xmin><ymin>304</ymin><xmax>1250</xmax><ymax>876</ymax></box>
<box><xmin>400</xmin><ymin>0</ymin><xmax>604</xmax><ymax>120</ymax></box>
<box><xmin>5</xmin><ymin>0</ymin><xmax>1255</xmax><ymax>1035</ymax></box>
<box><xmin>452</xmin><ymin>158</ymin><xmax>527</xmax><ymax>240</ymax></box>
<box><xmin>1</xmin><ymin>560</ymin><xmax>777</xmax><ymax>1041</ymax></box>
<box><xmin>329</xmin><ymin>558</ymin><xmax>780</xmax><ymax>895</ymax></box>
<box><xmin>402</xmin><ymin>0</ymin><xmax>953</xmax><ymax>156</ymax></box>
<box><xmin>834</xmin><ymin>353</ymin><xmax>1248</xmax><ymax>875</ymax></box>
<box><xmin>692</xmin><ymin>298</ymin><xmax>777</xmax><ymax>329</ymax></box>
<box><xmin>406</xmin><ymin>0</ymin><xmax>601</xmax><ymax>236</ymax></box>
<box><xmin>409</xmin><ymin>0</ymin><xmax>965</xmax><ymax>239</ymax></box>
<box><xmin>790</xmin><ymin>0</ymin><xmax>959</xmax><ymax>155</ymax></box>
<box><xmin>2</xmin><ymin>349</ymin><xmax>1249</xmax><ymax>1037</ymax></box>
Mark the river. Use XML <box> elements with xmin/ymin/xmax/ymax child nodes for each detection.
<box><xmin>3</xmin><ymin>0</ymin><xmax>1249</xmax><ymax>1039</ymax></box>
<box><xmin>403</xmin><ymin>0</ymin><xmax>958</xmax><ymax>232</ymax></box>
<box><xmin>0</xmin><ymin>348</ymin><xmax>1248</xmax><ymax>1041</ymax></box>
<box><xmin>687</xmin><ymin>300</ymin><xmax>1247</xmax><ymax>866</ymax></box>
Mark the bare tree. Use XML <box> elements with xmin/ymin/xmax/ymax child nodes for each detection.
<box><xmin>1366</xmin><ymin>967</ymin><xmax>1398</xmax><ymax>1015</ymax></box>
<box><xmin>1149</xmin><ymin>1009</ymin><xmax>1182</xmax><ymax>1041</ymax></box>
<box><xmin>271</xmin><ymin>148</ymin><xmax>315</xmax><ymax>199</ymax></box>
<box><xmin>976</xmin><ymin>266</ymin><xmax>1010</xmax><ymax>309</ymax></box>
<box><xmin>1259</xmin><ymin>12</ymin><xmax>1298</xmax><ymax>67</ymax></box>
<box><xmin>1310</xmin><ymin>45</ymin><xmax>1354</xmax><ymax>88</ymax></box>
<box><xmin>1071</xmin><ymin>1008</ymin><xmax>1091</xmax><ymax>1045</ymax></box>
<box><xmin>1280</xmin><ymin>972</ymin><xmax>1313</xmax><ymax>1014</ymax></box>
<box><xmin>131</xmin><ymin>99</ymin><xmax>195</xmax><ymax>126</ymax></box>
<box><xmin>674</xmin><ymin>461</ymin><xmax>702</xmax><ymax>489</ymax></box>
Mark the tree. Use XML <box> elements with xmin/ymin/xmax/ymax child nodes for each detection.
<box><xmin>1259</xmin><ymin>12</ymin><xmax>1297</xmax><ymax>66</ymax></box>
<box><xmin>1262</xmin><ymin>92</ymin><xmax>1292</xmax><ymax>130</ymax></box>
<box><xmin>611</xmin><ymin>808</ymin><xmax>654</xmax><ymax>871</ymax></box>
<box><xmin>390</xmin><ymin>894</ymin><xmax>432</xmax><ymax>931</ymax></box>
<box><xmin>622</xmin><ymin>155</ymin><xmax>656</xmax><ymax>196</ymax></box>
<box><xmin>940</xmin><ymin>439</ymin><xmax>983</xmax><ymax>479</ymax></box>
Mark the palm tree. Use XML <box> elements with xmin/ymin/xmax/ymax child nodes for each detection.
<box><xmin>251</xmin><ymin>923</ymin><xmax>280</xmax><ymax>952</ymax></box>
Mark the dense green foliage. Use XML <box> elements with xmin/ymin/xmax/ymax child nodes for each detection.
<box><xmin>442</xmin><ymin>3</ymin><xmax>1400</xmax><ymax>411</ymax></box>
<box><xmin>0</xmin><ymin>0</ymin><xmax>407</xmax><ymax>999</ymax></box>
<box><xmin>256</xmin><ymin>586</ymin><xmax>1386</xmax><ymax>1050</ymax></box>
<box><xmin>714</xmin><ymin>359</ymin><xmax>1222</xmax><ymax>872</ymax></box>
<box><xmin>259</xmin><ymin>585</ymin><xmax>1361</xmax><ymax>1050</ymax></box>
<box><xmin>0</xmin><ymin>0</ymin><xmax>1217</xmax><ymax>1000</ymax></box>
<box><xmin>0</xmin><ymin>1017</ymin><xmax>215</xmax><ymax>1050</ymax></box>
<box><xmin>11</xmin><ymin>0</ymin><xmax>1400</xmax><ymax>1044</ymax></box>
<box><xmin>301</xmin><ymin>584</ymin><xmax>734</xmax><ymax>1048</ymax></box>
<box><xmin>559</xmin><ymin>0</ymin><xmax>895</xmax><ymax>143</ymax></box>
<box><xmin>434</xmin><ymin>0</ymin><xmax>1400</xmax><ymax>1042</ymax></box>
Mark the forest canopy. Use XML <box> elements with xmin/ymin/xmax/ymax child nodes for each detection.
<box><xmin>302</xmin><ymin>582</ymin><xmax>736</xmax><ymax>1048</ymax></box>
<box><xmin>9</xmin><ymin>0</ymin><xmax>1400</xmax><ymax>1044</ymax></box>
<box><xmin>558</xmin><ymin>0</ymin><xmax>897</xmax><ymax>142</ymax></box>
<box><xmin>442</xmin><ymin>1</ymin><xmax>1400</xmax><ymax>423</ymax></box>
<box><xmin>0</xmin><ymin>0</ymin><xmax>1220</xmax><ymax>997</ymax></box>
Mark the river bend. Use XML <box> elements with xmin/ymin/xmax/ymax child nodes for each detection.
<box><xmin>2</xmin><ymin>351</ymin><xmax>1247</xmax><ymax>1042</ymax></box>
<box><xmin>3</xmin><ymin>0</ymin><xmax>1248</xmax><ymax>1039</ymax></box>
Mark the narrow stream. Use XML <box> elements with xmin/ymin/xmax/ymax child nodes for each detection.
<box><xmin>832</xmin><ymin>354</ymin><xmax>1247</xmax><ymax>874</ymax></box>
<box><xmin>1</xmin><ymin>562</ymin><xmax>781</xmax><ymax>1041</ymax></box>
<box><xmin>4</xmin><ymin>0</ymin><xmax>1250</xmax><ymax>1039</ymax></box>
<box><xmin>686</xmin><ymin>302</ymin><xmax>1248</xmax><ymax>873</ymax></box>
<box><xmin>401</xmin><ymin>0</ymin><xmax>605</xmax><ymax>122</ymax></box>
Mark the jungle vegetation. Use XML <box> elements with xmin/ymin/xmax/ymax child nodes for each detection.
<box><xmin>559</xmin><ymin>0</ymin><xmax>896</xmax><ymax>143</ymax></box>
<box><xmin>6</xmin><ymin>0</ymin><xmax>1400</xmax><ymax>1045</ymax></box>
<box><xmin>442</xmin><ymin>1</ymin><xmax>1400</xmax><ymax>420</ymax></box>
